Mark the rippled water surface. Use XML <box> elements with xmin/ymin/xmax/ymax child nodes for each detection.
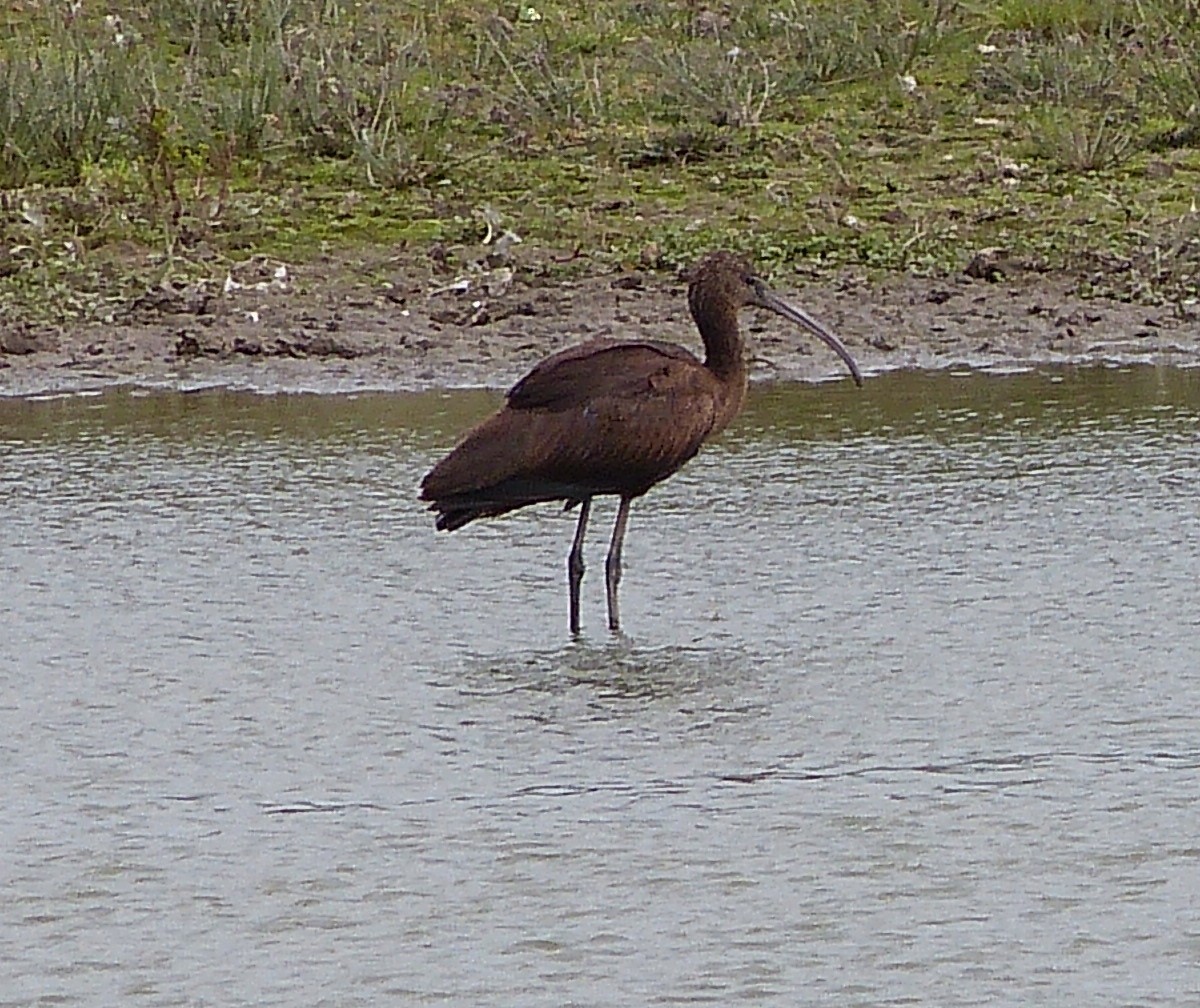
<box><xmin>2</xmin><ymin>366</ymin><xmax>1199</xmax><ymax>1006</ymax></box>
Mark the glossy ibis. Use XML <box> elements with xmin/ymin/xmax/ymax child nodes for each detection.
<box><xmin>420</xmin><ymin>251</ymin><xmax>863</xmax><ymax>634</ymax></box>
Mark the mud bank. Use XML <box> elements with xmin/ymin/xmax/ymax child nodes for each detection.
<box><xmin>1</xmin><ymin>260</ymin><xmax>1196</xmax><ymax>397</ymax></box>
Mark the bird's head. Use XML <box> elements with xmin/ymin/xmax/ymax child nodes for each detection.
<box><xmin>688</xmin><ymin>250</ymin><xmax>863</xmax><ymax>387</ymax></box>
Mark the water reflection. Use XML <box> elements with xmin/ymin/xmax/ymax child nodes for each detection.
<box><xmin>458</xmin><ymin>640</ymin><xmax>752</xmax><ymax>699</ymax></box>
<box><xmin>2</xmin><ymin>363</ymin><xmax>1196</xmax><ymax>449</ymax></box>
<box><xmin>3</xmin><ymin>366</ymin><xmax>1200</xmax><ymax>1007</ymax></box>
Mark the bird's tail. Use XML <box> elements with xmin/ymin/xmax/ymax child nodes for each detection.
<box><xmin>420</xmin><ymin>408</ymin><xmax>585</xmax><ymax>531</ymax></box>
<box><xmin>422</xmin><ymin>478</ymin><xmax>587</xmax><ymax>531</ymax></box>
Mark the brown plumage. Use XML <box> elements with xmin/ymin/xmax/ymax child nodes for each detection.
<box><xmin>420</xmin><ymin>250</ymin><xmax>864</xmax><ymax>634</ymax></box>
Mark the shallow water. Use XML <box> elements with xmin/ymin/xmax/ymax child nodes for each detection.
<box><xmin>2</xmin><ymin>366</ymin><xmax>1199</xmax><ymax>1006</ymax></box>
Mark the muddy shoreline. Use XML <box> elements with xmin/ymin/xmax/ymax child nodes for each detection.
<box><xmin>2</xmin><ymin>260</ymin><xmax>1197</xmax><ymax>398</ymax></box>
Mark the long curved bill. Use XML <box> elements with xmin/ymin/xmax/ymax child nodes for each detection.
<box><xmin>756</xmin><ymin>284</ymin><xmax>864</xmax><ymax>387</ymax></box>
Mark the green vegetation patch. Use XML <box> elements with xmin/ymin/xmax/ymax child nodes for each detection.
<box><xmin>2</xmin><ymin>0</ymin><xmax>1199</xmax><ymax>322</ymax></box>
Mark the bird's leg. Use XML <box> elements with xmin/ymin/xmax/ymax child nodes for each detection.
<box><xmin>605</xmin><ymin>497</ymin><xmax>632</xmax><ymax>633</ymax></box>
<box><xmin>568</xmin><ymin>499</ymin><xmax>591</xmax><ymax>635</ymax></box>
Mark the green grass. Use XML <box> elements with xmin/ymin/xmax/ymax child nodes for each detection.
<box><xmin>2</xmin><ymin>0</ymin><xmax>1200</xmax><ymax>322</ymax></box>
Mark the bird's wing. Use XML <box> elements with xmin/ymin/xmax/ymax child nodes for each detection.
<box><xmin>422</xmin><ymin>340</ymin><xmax>724</xmax><ymax>510</ymax></box>
<box><xmin>507</xmin><ymin>340</ymin><xmax>702</xmax><ymax>411</ymax></box>
<box><xmin>506</xmin><ymin>340</ymin><xmax>723</xmax><ymax>496</ymax></box>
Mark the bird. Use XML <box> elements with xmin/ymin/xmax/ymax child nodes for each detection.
<box><xmin>419</xmin><ymin>250</ymin><xmax>863</xmax><ymax>635</ymax></box>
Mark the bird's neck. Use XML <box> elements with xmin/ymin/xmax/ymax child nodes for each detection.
<box><xmin>696</xmin><ymin>302</ymin><xmax>746</xmax><ymax>383</ymax></box>
<box><xmin>695</xmin><ymin>302</ymin><xmax>749</xmax><ymax>432</ymax></box>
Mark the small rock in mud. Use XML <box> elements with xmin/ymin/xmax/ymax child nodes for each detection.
<box><xmin>1056</xmin><ymin>309</ymin><xmax>1103</xmax><ymax>328</ymax></box>
<box><xmin>174</xmin><ymin>330</ymin><xmax>223</xmax><ymax>358</ymax></box>
<box><xmin>301</xmin><ymin>333</ymin><xmax>359</xmax><ymax>358</ymax></box>
<box><xmin>124</xmin><ymin>283</ymin><xmax>212</xmax><ymax>322</ymax></box>
<box><xmin>430</xmin><ymin>302</ymin><xmax>492</xmax><ymax>326</ymax></box>
<box><xmin>612</xmin><ymin>273</ymin><xmax>646</xmax><ymax>291</ymax></box>
<box><xmin>964</xmin><ymin>249</ymin><xmax>1008</xmax><ymax>282</ymax></box>
<box><xmin>268</xmin><ymin>332</ymin><xmax>360</xmax><ymax>359</ymax></box>
<box><xmin>487</xmin><ymin>301</ymin><xmax>537</xmax><ymax>324</ymax></box>
<box><xmin>0</xmin><ymin>324</ymin><xmax>56</xmax><ymax>355</ymax></box>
